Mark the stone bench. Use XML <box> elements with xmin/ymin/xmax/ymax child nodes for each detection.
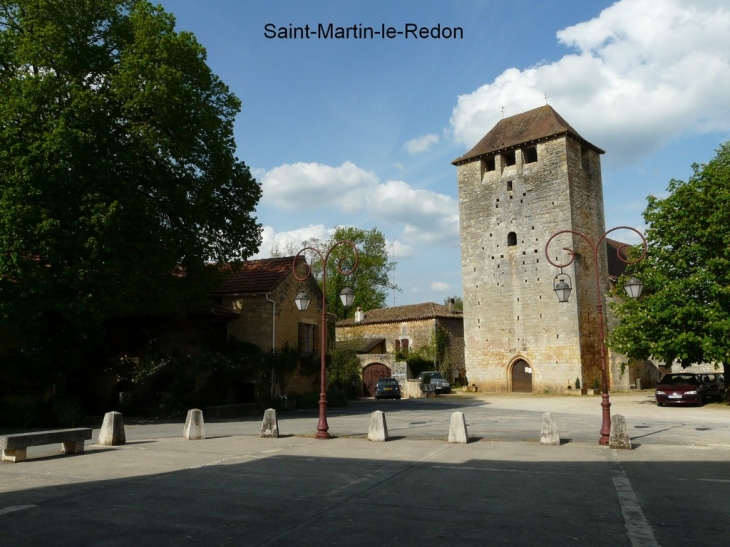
<box><xmin>0</xmin><ymin>428</ymin><xmax>92</xmax><ymax>463</ymax></box>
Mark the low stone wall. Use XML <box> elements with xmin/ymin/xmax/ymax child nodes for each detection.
<box><xmin>403</xmin><ymin>379</ymin><xmax>424</xmax><ymax>399</ymax></box>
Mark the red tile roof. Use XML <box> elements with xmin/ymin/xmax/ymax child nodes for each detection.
<box><xmin>337</xmin><ymin>302</ymin><xmax>462</xmax><ymax>327</ymax></box>
<box><xmin>452</xmin><ymin>105</ymin><xmax>604</xmax><ymax>165</ymax></box>
<box><xmin>214</xmin><ymin>256</ymin><xmax>304</xmax><ymax>294</ymax></box>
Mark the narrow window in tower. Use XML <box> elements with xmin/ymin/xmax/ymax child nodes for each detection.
<box><xmin>581</xmin><ymin>146</ymin><xmax>591</xmax><ymax>173</ymax></box>
<box><xmin>523</xmin><ymin>146</ymin><xmax>538</xmax><ymax>164</ymax></box>
<box><xmin>502</xmin><ymin>150</ymin><xmax>516</xmax><ymax>166</ymax></box>
<box><xmin>506</xmin><ymin>180</ymin><xmax>513</xmax><ymax>191</ymax></box>
<box><xmin>507</xmin><ymin>232</ymin><xmax>517</xmax><ymax>246</ymax></box>
<box><xmin>483</xmin><ymin>155</ymin><xmax>496</xmax><ymax>172</ymax></box>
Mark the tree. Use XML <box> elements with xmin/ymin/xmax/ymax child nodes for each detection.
<box><xmin>609</xmin><ymin>142</ymin><xmax>730</xmax><ymax>380</ymax></box>
<box><xmin>301</xmin><ymin>226</ymin><xmax>397</xmax><ymax>319</ymax></box>
<box><xmin>443</xmin><ymin>296</ymin><xmax>463</xmax><ymax>311</ymax></box>
<box><xmin>0</xmin><ymin>1</ymin><xmax>262</xmax><ymax>385</ymax></box>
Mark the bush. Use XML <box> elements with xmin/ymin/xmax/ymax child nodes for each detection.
<box><xmin>52</xmin><ymin>397</ymin><xmax>87</xmax><ymax>427</ymax></box>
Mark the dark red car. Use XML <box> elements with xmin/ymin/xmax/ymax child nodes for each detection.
<box><xmin>655</xmin><ymin>373</ymin><xmax>707</xmax><ymax>406</ymax></box>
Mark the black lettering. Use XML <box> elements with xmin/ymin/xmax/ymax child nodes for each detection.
<box><xmin>453</xmin><ymin>27</ymin><xmax>464</xmax><ymax>39</ymax></box>
<box><xmin>264</xmin><ymin>23</ymin><xmax>276</xmax><ymax>39</ymax></box>
<box><xmin>420</xmin><ymin>27</ymin><xmax>429</xmax><ymax>39</ymax></box>
<box><xmin>318</xmin><ymin>23</ymin><xmax>333</xmax><ymax>39</ymax></box>
<box><xmin>385</xmin><ymin>26</ymin><xmax>396</xmax><ymax>39</ymax></box>
<box><xmin>404</xmin><ymin>23</ymin><xmax>417</xmax><ymax>38</ymax></box>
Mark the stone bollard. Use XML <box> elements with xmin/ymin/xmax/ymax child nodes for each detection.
<box><xmin>183</xmin><ymin>409</ymin><xmax>205</xmax><ymax>440</ymax></box>
<box><xmin>368</xmin><ymin>410</ymin><xmax>389</xmax><ymax>442</ymax></box>
<box><xmin>609</xmin><ymin>414</ymin><xmax>632</xmax><ymax>450</ymax></box>
<box><xmin>97</xmin><ymin>411</ymin><xmax>126</xmax><ymax>446</ymax></box>
<box><xmin>540</xmin><ymin>412</ymin><xmax>560</xmax><ymax>446</ymax></box>
<box><xmin>261</xmin><ymin>408</ymin><xmax>279</xmax><ymax>438</ymax></box>
<box><xmin>448</xmin><ymin>411</ymin><xmax>469</xmax><ymax>443</ymax></box>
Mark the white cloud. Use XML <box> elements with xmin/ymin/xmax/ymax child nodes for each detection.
<box><xmin>369</xmin><ymin>180</ymin><xmax>459</xmax><ymax>245</ymax></box>
<box><xmin>431</xmin><ymin>281</ymin><xmax>451</xmax><ymax>292</ymax></box>
<box><xmin>387</xmin><ymin>238</ymin><xmax>417</xmax><ymax>260</ymax></box>
<box><xmin>261</xmin><ymin>161</ymin><xmax>378</xmax><ymax>212</ymax></box>
<box><xmin>253</xmin><ymin>224</ymin><xmax>333</xmax><ymax>259</ymax></box>
<box><xmin>403</xmin><ymin>133</ymin><xmax>439</xmax><ymax>155</ymax></box>
<box><xmin>449</xmin><ymin>0</ymin><xmax>730</xmax><ymax>164</ymax></box>
<box><xmin>260</xmin><ymin>161</ymin><xmax>460</xmax><ymax>247</ymax></box>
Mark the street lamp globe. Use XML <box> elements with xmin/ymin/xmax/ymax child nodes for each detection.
<box><xmin>553</xmin><ymin>277</ymin><xmax>572</xmax><ymax>303</ymax></box>
<box><xmin>624</xmin><ymin>277</ymin><xmax>643</xmax><ymax>299</ymax></box>
<box><xmin>339</xmin><ymin>287</ymin><xmax>355</xmax><ymax>307</ymax></box>
<box><xmin>294</xmin><ymin>289</ymin><xmax>310</xmax><ymax>311</ymax></box>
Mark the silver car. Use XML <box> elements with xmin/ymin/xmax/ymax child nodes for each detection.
<box><xmin>418</xmin><ymin>371</ymin><xmax>451</xmax><ymax>393</ymax></box>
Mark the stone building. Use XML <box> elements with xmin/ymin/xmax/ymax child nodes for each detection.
<box><xmin>212</xmin><ymin>256</ymin><xmax>324</xmax><ymax>394</ymax></box>
<box><xmin>453</xmin><ymin>105</ymin><xmax>617</xmax><ymax>393</ymax></box>
<box><xmin>336</xmin><ymin>302</ymin><xmax>465</xmax><ymax>394</ymax></box>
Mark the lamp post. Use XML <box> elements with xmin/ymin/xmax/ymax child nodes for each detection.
<box><xmin>292</xmin><ymin>241</ymin><xmax>359</xmax><ymax>439</ymax></box>
<box><xmin>545</xmin><ymin>226</ymin><xmax>647</xmax><ymax>445</ymax></box>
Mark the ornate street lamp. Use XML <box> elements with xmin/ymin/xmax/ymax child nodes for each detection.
<box><xmin>292</xmin><ymin>241</ymin><xmax>359</xmax><ymax>439</ymax></box>
<box><xmin>545</xmin><ymin>226</ymin><xmax>647</xmax><ymax>445</ymax></box>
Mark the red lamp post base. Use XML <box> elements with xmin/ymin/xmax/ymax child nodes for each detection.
<box><xmin>315</xmin><ymin>396</ymin><xmax>332</xmax><ymax>439</ymax></box>
<box><xmin>599</xmin><ymin>393</ymin><xmax>611</xmax><ymax>445</ymax></box>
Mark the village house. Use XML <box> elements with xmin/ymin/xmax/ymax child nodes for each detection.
<box><xmin>335</xmin><ymin>301</ymin><xmax>465</xmax><ymax>395</ymax></box>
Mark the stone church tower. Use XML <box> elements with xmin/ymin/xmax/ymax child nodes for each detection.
<box><xmin>452</xmin><ymin>105</ymin><xmax>610</xmax><ymax>393</ymax></box>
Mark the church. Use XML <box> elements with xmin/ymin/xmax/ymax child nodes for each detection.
<box><xmin>452</xmin><ymin>105</ymin><xmax>630</xmax><ymax>393</ymax></box>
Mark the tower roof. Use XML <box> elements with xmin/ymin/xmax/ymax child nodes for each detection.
<box><xmin>451</xmin><ymin>105</ymin><xmax>604</xmax><ymax>165</ymax></box>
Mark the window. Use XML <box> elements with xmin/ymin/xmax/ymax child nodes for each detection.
<box><xmin>507</xmin><ymin>232</ymin><xmax>517</xmax><ymax>246</ymax></box>
<box><xmin>581</xmin><ymin>146</ymin><xmax>591</xmax><ymax>172</ymax></box>
<box><xmin>523</xmin><ymin>146</ymin><xmax>538</xmax><ymax>164</ymax></box>
<box><xmin>483</xmin><ymin>156</ymin><xmax>496</xmax><ymax>172</ymax></box>
<box><xmin>506</xmin><ymin>180</ymin><xmax>513</xmax><ymax>191</ymax></box>
<box><xmin>298</xmin><ymin>323</ymin><xmax>315</xmax><ymax>355</ymax></box>
<box><xmin>400</xmin><ymin>338</ymin><xmax>409</xmax><ymax>354</ymax></box>
<box><xmin>502</xmin><ymin>150</ymin><xmax>516</xmax><ymax>166</ymax></box>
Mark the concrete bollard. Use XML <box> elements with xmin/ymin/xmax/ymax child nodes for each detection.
<box><xmin>540</xmin><ymin>412</ymin><xmax>560</xmax><ymax>446</ymax></box>
<box><xmin>448</xmin><ymin>411</ymin><xmax>469</xmax><ymax>443</ymax></box>
<box><xmin>609</xmin><ymin>414</ymin><xmax>632</xmax><ymax>450</ymax></box>
<box><xmin>183</xmin><ymin>409</ymin><xmax>205</xmax><ymax>440</ymax></box>
<box><xmin>97</xmin><ymin>411</ymin><xmax>126</xmax><ymax>446</ymax></box>
<box><xmin>368</xmin><ymin>410</ymin><xmax>389</xmax><ymax>442</ymax></box>
<box><xmin>261</xmin><ymin>408</ymin><xmax>279</xmax><ymax>438</ymax></box>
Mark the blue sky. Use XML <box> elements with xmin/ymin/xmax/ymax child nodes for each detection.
<box><xmin>158</xmin><ymin>0</ymin><xmax>730</xmax><ymax>306</ymax></box>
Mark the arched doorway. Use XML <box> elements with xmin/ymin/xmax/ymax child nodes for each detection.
<box><xmin>511</xmin><ymin>360</ymin><xmax>533</xmax><ymax>393</ymax></box>
<box><xmin>362</xmin><ymin>363</ymin><xmax>391</xmax><ymax>396</ymax></box>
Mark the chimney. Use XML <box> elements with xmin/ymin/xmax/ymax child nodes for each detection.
<box><xmin>447</xmin><ymin>298</ymin><xmax>454</xmax><ymax>313</ymax></box>
<box><xmin>355</xmin><ymin>307</ymin><xmax>364</xmax><ymax>322</ymax></box>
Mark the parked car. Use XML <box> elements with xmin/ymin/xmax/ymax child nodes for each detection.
<box><xmin>700</xmin><ymin>373</ymin><xmax>725</xmax><ymax>401</ymax></box>
<box><xmin>374</xmin><ymin>378</ymin><xmax>402</xmax><ymax>400</ymax></box>
<box><xmin>655</xmin><ymin>373</ymin><xmax>707</xmax><ymax>406</ymax></box>
<box><xmin>417</xmin><ymin>371</ymin><xmax>451</xmax><ymax>393</ymax></box>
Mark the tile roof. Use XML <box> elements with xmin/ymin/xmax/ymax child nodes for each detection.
<box><xmin>214</xmin><ymin>256</ymin><xmax>304</xmax><ymax>294</ymax></box>
<box><xmin>337</xmin><ymin>302</ymin><xmax>463</xmax><ymax>327</ymax></box>
<box><xmin>452</xmin><ymin>105</ymin><xmax>604</xmax><ymax>165</ymax></box>
<box><xmin>606</xmin><ymin>238</ymin><xmax>630</xmax><ymax>279</ymax></box>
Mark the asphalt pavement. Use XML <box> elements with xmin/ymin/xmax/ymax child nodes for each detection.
<box><xmin>1</xmin><ymin>392</ymin><xmax>728</xmax><ymax>546</ymax></box>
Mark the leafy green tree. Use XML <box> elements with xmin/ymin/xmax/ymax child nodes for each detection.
<box><xmin>0</xmin><ymin>1</ymin><xmax>262</xmax><ymax>385</ymax></box>
<box><xmin>302</xmin><ymin>226</ymin><xmax>397</xmax><ymax>319</ymax></box>
<box><xmin>609</xmin><ymin>142</ymin><xmax>730</xmax><ymax>379</ymax></box>
<box><xmin>326</xmin><ymin>346</ymin><xmax>361</xmax><ymax>397</ymax></box>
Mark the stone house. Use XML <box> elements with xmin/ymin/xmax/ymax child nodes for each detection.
<box><xmin>453</xmin><ymin>105</ymin><xmax>643</xmax><ymax>393</ymax></box>
<box><xmin>211</xmin><ymin>256</ymin><xmax>324</xmax><ymax>395</ymax></box>
<box><xmin>335</xmin><ymin>302</ymin><xmax>465</xmax><ymax>394</ymax></box>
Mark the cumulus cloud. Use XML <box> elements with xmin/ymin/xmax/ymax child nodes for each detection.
<box><xmin>431</xmin><ymin>281</ymin><xmax>451</xmax><ymax>292</ymax></box>
<box><xmin>403</xmin><ymin>133</ymin><xmax>439</xmax><ymax>155</ymax></box>
<box><xmin>253</xmin><ymin>224</ymin><xmax>333</xmax><ymax>259</ymax></box>
<box><xmin>261</xmin><ymin>161</ymin><xmax>378</xmax><ymax>212</ymax></box>
<box><xmin>260</xmin><ymin>161</ymin><xmax>460</xmax><ymax>246</ymax></box>
<box><xmin>449</xmin><ymin>0</ymin><xmax>730</xmax><ymax>164</ymax></box>
<box><xmin>388</xmin><ymin>238</ymin><xmax>417</xmax><ymax>260</ymax></box>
